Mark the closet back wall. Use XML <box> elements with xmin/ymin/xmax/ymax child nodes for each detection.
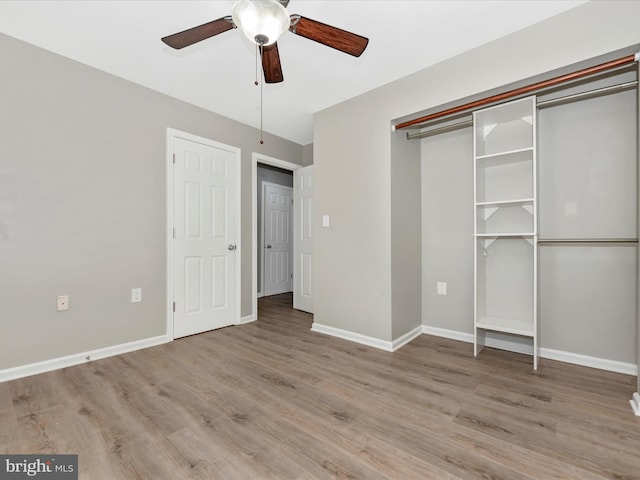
<box><xmin>421</xmin><ymin>127</ymin><xmax>474</xmax><ymax>337</ymax></box>
<box><xmin>538</xmin><ymin>69</ymin><xmax>637</xmax><ymax>365</ymax></box>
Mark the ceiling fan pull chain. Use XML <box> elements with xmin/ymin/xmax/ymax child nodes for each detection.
<box><xmin>260</xmin><ymin>61</ymin><xmax>264</xmax><ymax>145</ymax></box>
<box><xmin>256</xmin><ymin>44</ymin><xmax>263</xmax><ymax>144</ymax></box>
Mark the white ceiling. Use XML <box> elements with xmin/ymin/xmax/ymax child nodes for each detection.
<box><xmin>0</xmin><ymin>0</ymin><xmax>586</xmax><ymax>145</ymax></box>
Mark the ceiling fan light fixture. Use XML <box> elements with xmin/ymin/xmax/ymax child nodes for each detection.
<box><xmin>232</xmin><ymin>0</ymin><xmax>290</xmax><ymax>46</ymax></box>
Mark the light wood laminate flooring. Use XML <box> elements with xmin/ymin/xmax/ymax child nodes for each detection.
<box><xmin>1</xmin><ymin>293</ymin><xmax>639</xmax><ymax>479</ymax></box>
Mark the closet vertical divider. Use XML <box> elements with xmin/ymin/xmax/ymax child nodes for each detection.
<box><xmin>473</xmin><ymin>96</ymin><xmax>538</xmax><ymax>369</ymax></box>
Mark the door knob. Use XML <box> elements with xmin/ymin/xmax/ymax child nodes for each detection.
<box><xmin>266</xmin><ymin>244</ymin><xmax>272</xmax><ymax>249</ymax></box>
<box><xmin>227</xmin><ymin>244</ymin><xmax>237</xmax><ymax>251</ymax></box>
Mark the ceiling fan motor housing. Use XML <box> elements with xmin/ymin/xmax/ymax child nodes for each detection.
<box><xmin>254</xmin><ymin>34</ymin><xmax>269</xmax><ymax>46</ymax></box>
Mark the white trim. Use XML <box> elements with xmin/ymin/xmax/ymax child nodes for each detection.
<box><xmin>422</xmin><ymin>325</ymin><xmax>637</xmax><ymax>375</ymax></box>
<box><xmin>392</xmin><ymin>326</ymin><xmax>423</xmax><ymax>351</ymax></box>
<box><xmin>233</xmin><ymin>144</ymin><xmax>242</xmax><ymax>330</ymax></box>
<box><xmin>167</xmin><ymin>128</ymin><xmax>242</xmax><ymax>339</ymax></box>
<box><xmin>166</xmin><ymin>129</ymin><xmax>175</xmax><ymax>340</ymax></box>
<box><xmin>252</xmin><ymin>153</ymin><xmax>302</xmax><ymax>320</ymax></box>
<box><xmin>423</xmin><ymin>325</ymin><xmax>474</xmax><ymax>343</ymax></box>
<box><xmin>0</xmin><ymin>335</ymin><xmax>170</xmax><ymax>383</ymax></box>
<box><xmin>311</xmin><ymin>323</ymin><xmax>394</xmax><ymax>352</ymax></box>
<box><xmin>630</xmin><ymin>392</ymin><xmax>640</xmax><ymax>416</ymax></box>
<box><xmin>238</xmin><ymin>314</ymin><xmax>257</xmax><ymax>325</ymax></box>
<box><xmin>490</xmin><ymin>336</ymin><xmax>533</xmax><ymax>356</ymax></box>
<box><xmin>423</xmin><ymin>326</ymin><xmax>535</xmax><ymax>355</ymax></box>
<box><xmin>540</xmin><ymin>347</ymin><xmax>637</xmax><ymax>376</ymax></box>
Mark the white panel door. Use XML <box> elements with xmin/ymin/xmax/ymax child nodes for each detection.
<box><xmin>263</xmin><ymin>183</ymin><xmax>293</xmax><ymax>296</ymax></box>
<box><xmin>173</xmin><ymin>136</ymin><xmax>237</xmax><ymax>338</ymax></box>
<box><xmin>294</xmin><ymin>165</ymin><xmax>314</xmax><ymax>313</ymax></box>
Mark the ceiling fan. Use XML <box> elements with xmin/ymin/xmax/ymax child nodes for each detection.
<box><xmin>161</xmin><ymin>0</ymin><xmax>369</xmax><ymax>84</ymax></box>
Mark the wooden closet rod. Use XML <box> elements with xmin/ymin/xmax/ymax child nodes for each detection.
<box><xmin>394</xmin><ymin>52</ymin><xmax>639</xmax><ymax>131</ymax></box>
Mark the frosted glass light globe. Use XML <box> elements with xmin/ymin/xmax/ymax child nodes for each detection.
<box><xmin>232</xmin><ymin>0</ymin><xmax>290</xmax><ymax>46</ymax></box>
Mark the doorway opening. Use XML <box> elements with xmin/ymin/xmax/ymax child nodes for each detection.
<box><xmin>251</xmin><ymin>153</ymin><xmax>301</xmax><ymax>319</ymax></box>
<box><xmin>258</xmin><ymin>166</ymin><xmax>294</xmax><ymax>299</ymax></box>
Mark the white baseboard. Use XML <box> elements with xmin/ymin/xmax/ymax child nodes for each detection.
<box><xmin>311</xmin><ymin>323</ymin><xmax>422</xmax><ymax>353</ymax></box>
<box><xmin>630</xmin><ymin>392</ymin><xmax>640</xmax><ymax>416</ymax></box>
<box><xmin>238</xmin><ymin>314</ymin><xmax>257</xmax><ymax>325</ymax></box>
<box><xmin>0</xmin><ymin>334</ymin><xmax>171</xmax><ymax>383</ymax></box>
<box><xmin>421</xmin><ymin>326</ymin><xmax>532</xmax><ymax>355</ymax></box>
<box><xmin>311</xmin><ymin>323</ymin><xmax>394</xmax><ymax>352</ymax></box>
<box><xmin>392</xmin><ymin>326</ymin><xmax>423</xmax><ymax>351</ymax></box>
<box><xmin>540</xmin><ymin>346</ymin><xmax>637</xmax><ymax>376</ymax></box>
<box><xmin>422</xmin><ymin>325</ymin><xmax>474</xmax><ymax>344</ymax></box>
<box><xmin>422</xmin><ymin>325</ymin><xmax>637</xmax><ymax>376</ymax></box>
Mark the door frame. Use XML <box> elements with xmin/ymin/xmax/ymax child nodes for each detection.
<box><xmin>252</xmin><ymin>152</ymin><xmax>302</xmax><ymax>321</ymax></box>
<box><xmin>166</xmin><ymin>128</ymin><xmax>242</xmax><ymax>339</ymax></box>
<box><xmin>261</xmin><ymin>181</ymin><xmax>294</xmax><ymax>297</ymax></box>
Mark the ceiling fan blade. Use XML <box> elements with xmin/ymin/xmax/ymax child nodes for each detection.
<box><xmin>261</xmin><ymin>43</ymin><xmax>284</xmax><ymax>84</ymax></box>
<box><xmin>161</xmin><ymin>17</ymin><xmax>234</xmax><ymax>50</ymax></box>
<box><xmin>290</xmin><ymin>15</ymin><xmax>368</xmax><ymax>57</ymax></box>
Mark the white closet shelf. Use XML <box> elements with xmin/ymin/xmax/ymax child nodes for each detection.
<box><xmin>475</xmin><ymin>147</ymin><xmax>533</xmax><ymax>164</ymax></box>
<box><xmin>476</xmin><ymin>198</ymin><xmax>534</xmax><ymax>207</ymax></box>
<box><xmin>474</xmin><ymin>98</ymin><xmax>535</xmax><ymax>126</ymax></box>
<box><xmin>475</xmin><ymin>233</ymin><xmax>535</xmax><ymax>238</ymax></box>
<box><xmin>476</xmin><ymin>315</ymin><xmax>535</xmax><ymax>337</ymax></box>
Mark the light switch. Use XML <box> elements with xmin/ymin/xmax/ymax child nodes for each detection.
<box><xmin>322</xmin><ymin>215</ymin><xmax>330</xmax><ymax>227</ymax></box>
<box><xmin>437</xmin><ymin>282</ymin><xmax>447</xmax><ymax>296</ymax></box>
<box><xmin>131</xmin><ymin>288</ymin><xmax>142</xmax><ymax>303</ymax></box>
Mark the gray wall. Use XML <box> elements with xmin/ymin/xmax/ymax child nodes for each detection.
<box><xmin>302</xmin><ymin>143</ymin><xmax>314</xmax><ymax>167</ymax></box>
<box><xmin>0</xmin><ymin>33</ymin><xmax>303</xmax><ymax>370</ymax></box>
<box><xmin>314</xmin><ymin>94</ymin><xmax>393</xmax><ymax>340</ymax></box>
<box><xmin>313</xmin><ymin>1</ymin><xmax>640</xmax><ymax>350</ymax></box>
<box><xmin>256</xmin><ymin>164</ymin><xmax>293</xmax><ymax>294</ymax></box>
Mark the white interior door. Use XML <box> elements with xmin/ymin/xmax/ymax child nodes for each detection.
<box><xmin>172</xmin><ymin>135</ymin><xmax>238</xmax><ymax>338</ymax></box>
<box><xmin>294</xmin><ymin>165</ymin><xmax>314</xmax><ymax>313</ymax></box>
<box><xmin>263</xmin><ymin>183</ymin><xmax>293</xmax><ymax>296</ymax></box>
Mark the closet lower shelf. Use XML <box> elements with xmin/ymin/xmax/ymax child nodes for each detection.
<box><xmin>476</xmin><ymin>315</ymin><xmax>535</xmax><ymax>336</ymax></box>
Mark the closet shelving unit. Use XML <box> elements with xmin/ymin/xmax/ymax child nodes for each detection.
<box><xmin>473</xmin><ymin>96</ymin><xmax>538</xmax><ymax>369</ymax></box>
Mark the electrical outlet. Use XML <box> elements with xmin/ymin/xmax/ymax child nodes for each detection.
<box><xmin>437</xmin><ymin>282</ymin><xmax>447</xmax><ymax>296</ymax></box>
<box><xmin>57</xmin><ymin>295</ymin><xmax>69</xmax><ymax>311</ymax></box>
<box><xmin>131</xmin><ymin>288</ymin><xmax>142</xmax><ymax>303</ymax></box>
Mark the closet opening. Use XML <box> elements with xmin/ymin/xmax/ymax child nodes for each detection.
<box><xmin>401</xmin><ymin>44</ymin><xmax>640</xmax><ymax>411</ymax></box>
